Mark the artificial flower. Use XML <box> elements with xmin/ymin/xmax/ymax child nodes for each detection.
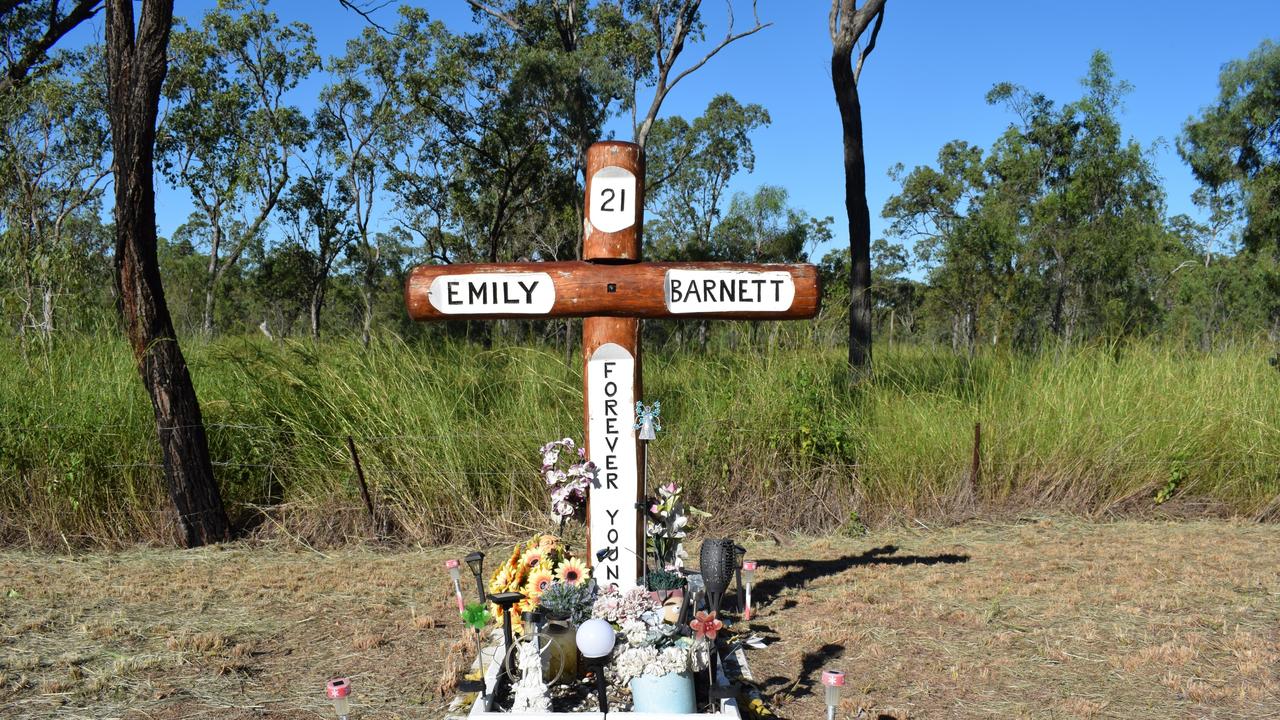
<box><xmin>690</xmin><ymin>611</ymin><xmax>724</xmax><ymax>641</ymax></box>
<box><xmin>520</xmin><ymin>548</ymin><xmax>546</xmax><ymax>569</ymax></box>
<box><xmin>526</xmin><ymin>567</ymin><xmax>555</xmax><ymax>598</ymax></box>
<box><xmin>556</xmin><ymin>557</ymin><xmax>590</xmax><ymax>585</ymax></box>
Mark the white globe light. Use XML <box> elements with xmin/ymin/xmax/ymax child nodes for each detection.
<box><xmin>575</xmin><ymin>618</ymin><xmax>616</xmax><ymax>659</ymax></box>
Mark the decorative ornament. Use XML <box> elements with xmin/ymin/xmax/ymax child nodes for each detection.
<box><xmin>690</xmin><ymin>610</ymin><xmax>724</xmax><ymax>642</ymax></box>
<box><xmin>510</xmin><ymin>634</ymin><xmax>551</xmax><ymax>713</ymax></box>
<box><xmin>634</xmin><ymin>400</ymin><xmax>662</xmax><ymax>441</ymax></box>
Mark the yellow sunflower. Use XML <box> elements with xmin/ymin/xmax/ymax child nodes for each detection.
<box><xmin>556</xmin><ymin>557</ymin><xmax>591</xmax><ymax>585</ymax></box>
<box><xmin>525</xmin><ymin>567</ymin><xmax>555</xmax><ymax>600</ymax></box>
<box><xmin>520</xmin><ymin>547</ymin><xmax>546</xmax><ymax>570</ymax></box>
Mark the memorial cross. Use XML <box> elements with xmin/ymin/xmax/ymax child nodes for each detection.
<box><xmin>405</xmin><ymin>141</ymin><xmax>820</xmax><ymax>591</ymax></box>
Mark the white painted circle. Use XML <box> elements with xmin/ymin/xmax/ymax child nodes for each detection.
<box><xmin>589</xmin><ymin>166</ymin><xmax>637</xmax><ymax>234</ymax></box>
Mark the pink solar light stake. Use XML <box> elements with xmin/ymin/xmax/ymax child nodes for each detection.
<box><xmin>445</xmin><ymin>559</ymin><xmax>464</xmax><ymax>612</ymax></box>
<box><xmin>326</xmin><ymin>677</ymin><xmax>351</xmax><ymax>720</ymax></box>
<box><xmin>821</xmin><ymin>670</ymin><xmax>844</xmax><ymax>720</ymax></box>
<box><xmin>741</xmin><ymin>561</ymin><xmax>756</xmax><ymax>620</ymax></box>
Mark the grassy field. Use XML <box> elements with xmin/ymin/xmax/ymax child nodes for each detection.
<box><xmin>1</xmin><ymin>335</ymin><xmax>1278</xmax><ymax>546</ymax></box>
<box><xmin>0</xmin><ymin>518</ymin><xmax>1276</xmax><ymax>719</ymax></box>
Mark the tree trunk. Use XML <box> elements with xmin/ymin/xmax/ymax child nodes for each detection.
<box><xmin>830</xmin><ymin>0</ymin><xmax>884</xmax><ymax>376</ymax></box>
<box><xmin>309</xmin><ymin>284</ymin><xmax>323</xmax><ymax>339</ymax></box>
<box><xmin>105</xmin><ymin>0</ymin><xmax>230</xmax><ymax>548</ymax></box>
<box><xmin>360</xmin><ymin>281</ymin><xmax>373</xmax><ymax>348</ymax></box>
<box><xmin>202</xmin><ymin>223</ymin><xmax>220</xmax><ymax>336</ymax></box>
<box><xmin>41</xmin><ymin>284</ymin><xmax>54</xmax><ymax>337</ymax></box>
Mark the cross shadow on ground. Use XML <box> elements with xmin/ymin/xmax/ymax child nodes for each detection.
<box><xmin>751</xmin><ymin>544</ymin><xmax>970</xmax><ymax>607</ymax></box>
<box><xmin>759</xmin><ymin>642</ymin><xmax>845</xmax><ymax>703</ymax></box>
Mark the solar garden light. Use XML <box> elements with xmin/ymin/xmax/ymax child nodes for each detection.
<box><xmin>741</xmin><ymin>561</ymin><xmax>756</xmax><ymax>621</ymax></box>
<box><xmin>699</xmin><ymin>539</ymin><xmax>736</xmax><ymax>614</ymax></box>
<box><xmin>325</xmin><ymin>677</ymin><xmax>352</xmax><ymax>720</ymax></box>
<box><xmin>489</xmin><ymin>591</ymin><xmax>525</xmax><ymax>687</ymax></box>
<box><xmin>821</xmin><ymin>670</ymin><xmax>845</xmax><ymax>720</ymax></box>
<box><xmin>464</xmin><ymin>551</ymin><xmax>486</xmax><ymax>604</ymax></box>
<box><xmin>521</xmin><ymin>608</ymin><xmax>546</xmax><ymax>673</ymax></box>
<box><xmin>446</xmin><ymin>559</ymin><xmax>465</xmax><ymax>613</ymax></box>
<box><xmin>575</xmin><ymin>618</ymin><xmax>617</xmax><ymax>717</ymax></box>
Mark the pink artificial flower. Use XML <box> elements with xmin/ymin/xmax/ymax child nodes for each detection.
<box><xmin>690</xmin><ymin>611</ymin><xmax>723</xmax><ymax>641</ymax></box>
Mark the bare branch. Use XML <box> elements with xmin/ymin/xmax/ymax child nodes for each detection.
<box><xmin>337</xmin><ymin>0</ymin><xmax>394</xmax><ymax>35</ymax></box>
<box><xmin>853</xmin><ymin>3</ymin><xmax>884</xmax><ymax>84</ymax></box>
<box><xmin>664</xmin><ymin>16</ymin><xmax>770</xmax><ymax>100</ymax></box>
<box><xmin>635</xmin><ymin>0</ymin><xmax>771</xmax><ymax>147</ymax></box>
<box><xmin>463</xmin><ymin>0</ymin><xmax>525</xmax><ymax>37</ymax></box>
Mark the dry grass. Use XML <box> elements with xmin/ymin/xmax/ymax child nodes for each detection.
<box><xmin>0</xmin><ymin>518</ymin><xmax>1277</xmax><ymax>719</ymax></box>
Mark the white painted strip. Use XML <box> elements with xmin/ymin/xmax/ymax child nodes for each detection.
<box><xmin>427</xmin><ymin>272</ymin><xmax>555</xmax><ymax>315</ymax></box>
<box><xmin>588</xmin><ymin>166</ymin><xmax>638</xmax><ymax>233</ymax></box>
<box><xmin>586</xmin><ymin>342</ymin><xmax>638</xmax><ymax>592</ymax></box>
<box><xmin>663</xmin><ymin>269</ymin><xmax>795</xmax><ymax>313</ymax></box>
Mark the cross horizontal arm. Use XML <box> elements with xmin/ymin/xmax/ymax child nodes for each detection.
<box><xmin>404</xmin><ymin>261</ymin><xmax>820</xmax><ymax>321</ymax></box>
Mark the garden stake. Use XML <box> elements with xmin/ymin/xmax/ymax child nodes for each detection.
<box><xmin>326</xmin><ymin>677</ymin><xmax>351</xmax><ymax>720</ymax></box>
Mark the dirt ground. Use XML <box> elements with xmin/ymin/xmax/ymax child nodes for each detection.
<box><xmin>1</xmin><ymin>517</ymin><xmax>1277</xmax><ymax>719</ymax></box>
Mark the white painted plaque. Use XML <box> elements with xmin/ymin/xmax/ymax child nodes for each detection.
<box><xmin>664</xmin><ymin>269</ymin><xmax>796</xmax><ymax>314</ymax></box>
<box><xmin>587</xmin><ymin>342</ymin><xmax>638</xmax><ymax>591</ymax></box>
<box><xmin>588</xmin><ymin>166</ymin><xmax>637</xmax><ymax>234</ymax></box>
<box><xmin>426</xmin><ymin>272</ymin><xmax>555</xmax><ymax>315</ymax></box>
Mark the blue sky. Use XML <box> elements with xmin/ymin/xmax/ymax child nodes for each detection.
<box><xmin>68</xmin><ymin>1</ymin><xmax>1280</xmax><ymax>262</ymax></box>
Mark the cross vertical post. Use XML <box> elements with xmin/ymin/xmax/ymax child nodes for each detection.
<box><xmin>581</xmin><ymin>141</ymin><xmax>645</xmax><ymax>590</ymax></box>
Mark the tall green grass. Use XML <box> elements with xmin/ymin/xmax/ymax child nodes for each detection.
<box><xmin>1</xmin><ymin>335</ymin><xmax>1276</xmax><ymax>546</ymax></box>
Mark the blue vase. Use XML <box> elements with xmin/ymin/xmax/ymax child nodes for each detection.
<box><xmin>629</xmin><ymin>670</ymin><xmax>695</xmax><ymax>714</ymax></box>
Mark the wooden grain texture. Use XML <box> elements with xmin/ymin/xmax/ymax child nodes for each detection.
<box><xmin>583</xmin><ymin>141</ymin><xmax>644</xmax><ymax>261</ymax></box>
<box><xmin>582</xmin><ymin>315</ymin><xmax>642</xmax><ymax>580</ymax></box>
<box><xmin>404</xmin><ymin>261</ymin><xmax>821</xmax><ymax>321</ymax></box>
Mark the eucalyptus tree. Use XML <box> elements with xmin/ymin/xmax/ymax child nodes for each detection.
<box><xmin>276</xmin><ymin>142</ymin><xmax>353</xmax><ymax>339</ymax></box>
<box><xmin>882</xmin><ymin>139</ymin><xmax>996</xmax><ymax>351</ymax></box>
<box><xmin>884</xmin><ymin>53</ymin><xmax>1169</xmax><ymax>349</ymax></box>
<box><xmin>645</xmin><ymin>93</ymin><xmax>770</xmax><ymax>262</ymax></box>
<box><xmin>830</xmin><ymin>0</ymin><xmax>886</xmax><ymax>373</ymax></box>
<box><xmin>992</xmin><ymin>53</ymin><xmax>1167</xmax><ymax>344</ymax></box>
<box><xmin>713</xmin><ymin>185</ymin><xmax>828</xmax><ymax>264</ymax></box>
<box><xmin>713</xmin><ymin>185</ymin><xmax>832</xmax><ymax>349</ymax></box>
<box><xmin>1180</xmin><ymin>39</ymin><xmax>1280</xmax><ymax>258</ymax></box>
<box><xmin>378</xmin><ymin>9</ymin><xmax>458</xmax><ymax>267</ymax></box>
<box><xmin>644</xmin><ymin>93</ymin><xmax>769</xmax><ymax>350</ymax></box>
<box><xmin>461</xmin><ymin>0</ymin><xmax>771</xmax><ymax>222</ymax></box>
<box><xmin>0</xmin><ymin>45</ymin><xmax>109</xmax><ymax>340</ymax></box>
<box><xmin>318</xmin><ymin>22</ymin><xmax>405</xmax><ymax>346</ymax></box>
<box><xmin>157</xmin><ymin>0</ymin><xmax>316</xmax><ymax>335</ymax></box>
<box><xmin>105</xmin><ymin>0</ymin><xmax>231</xmax><ymax>547</ymax></box>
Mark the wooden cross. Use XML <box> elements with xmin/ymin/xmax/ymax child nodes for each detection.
<box><xmin>405</xmin><ymin>141</ymin><xmax>819</xmax><ymax>591</ymax></box>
